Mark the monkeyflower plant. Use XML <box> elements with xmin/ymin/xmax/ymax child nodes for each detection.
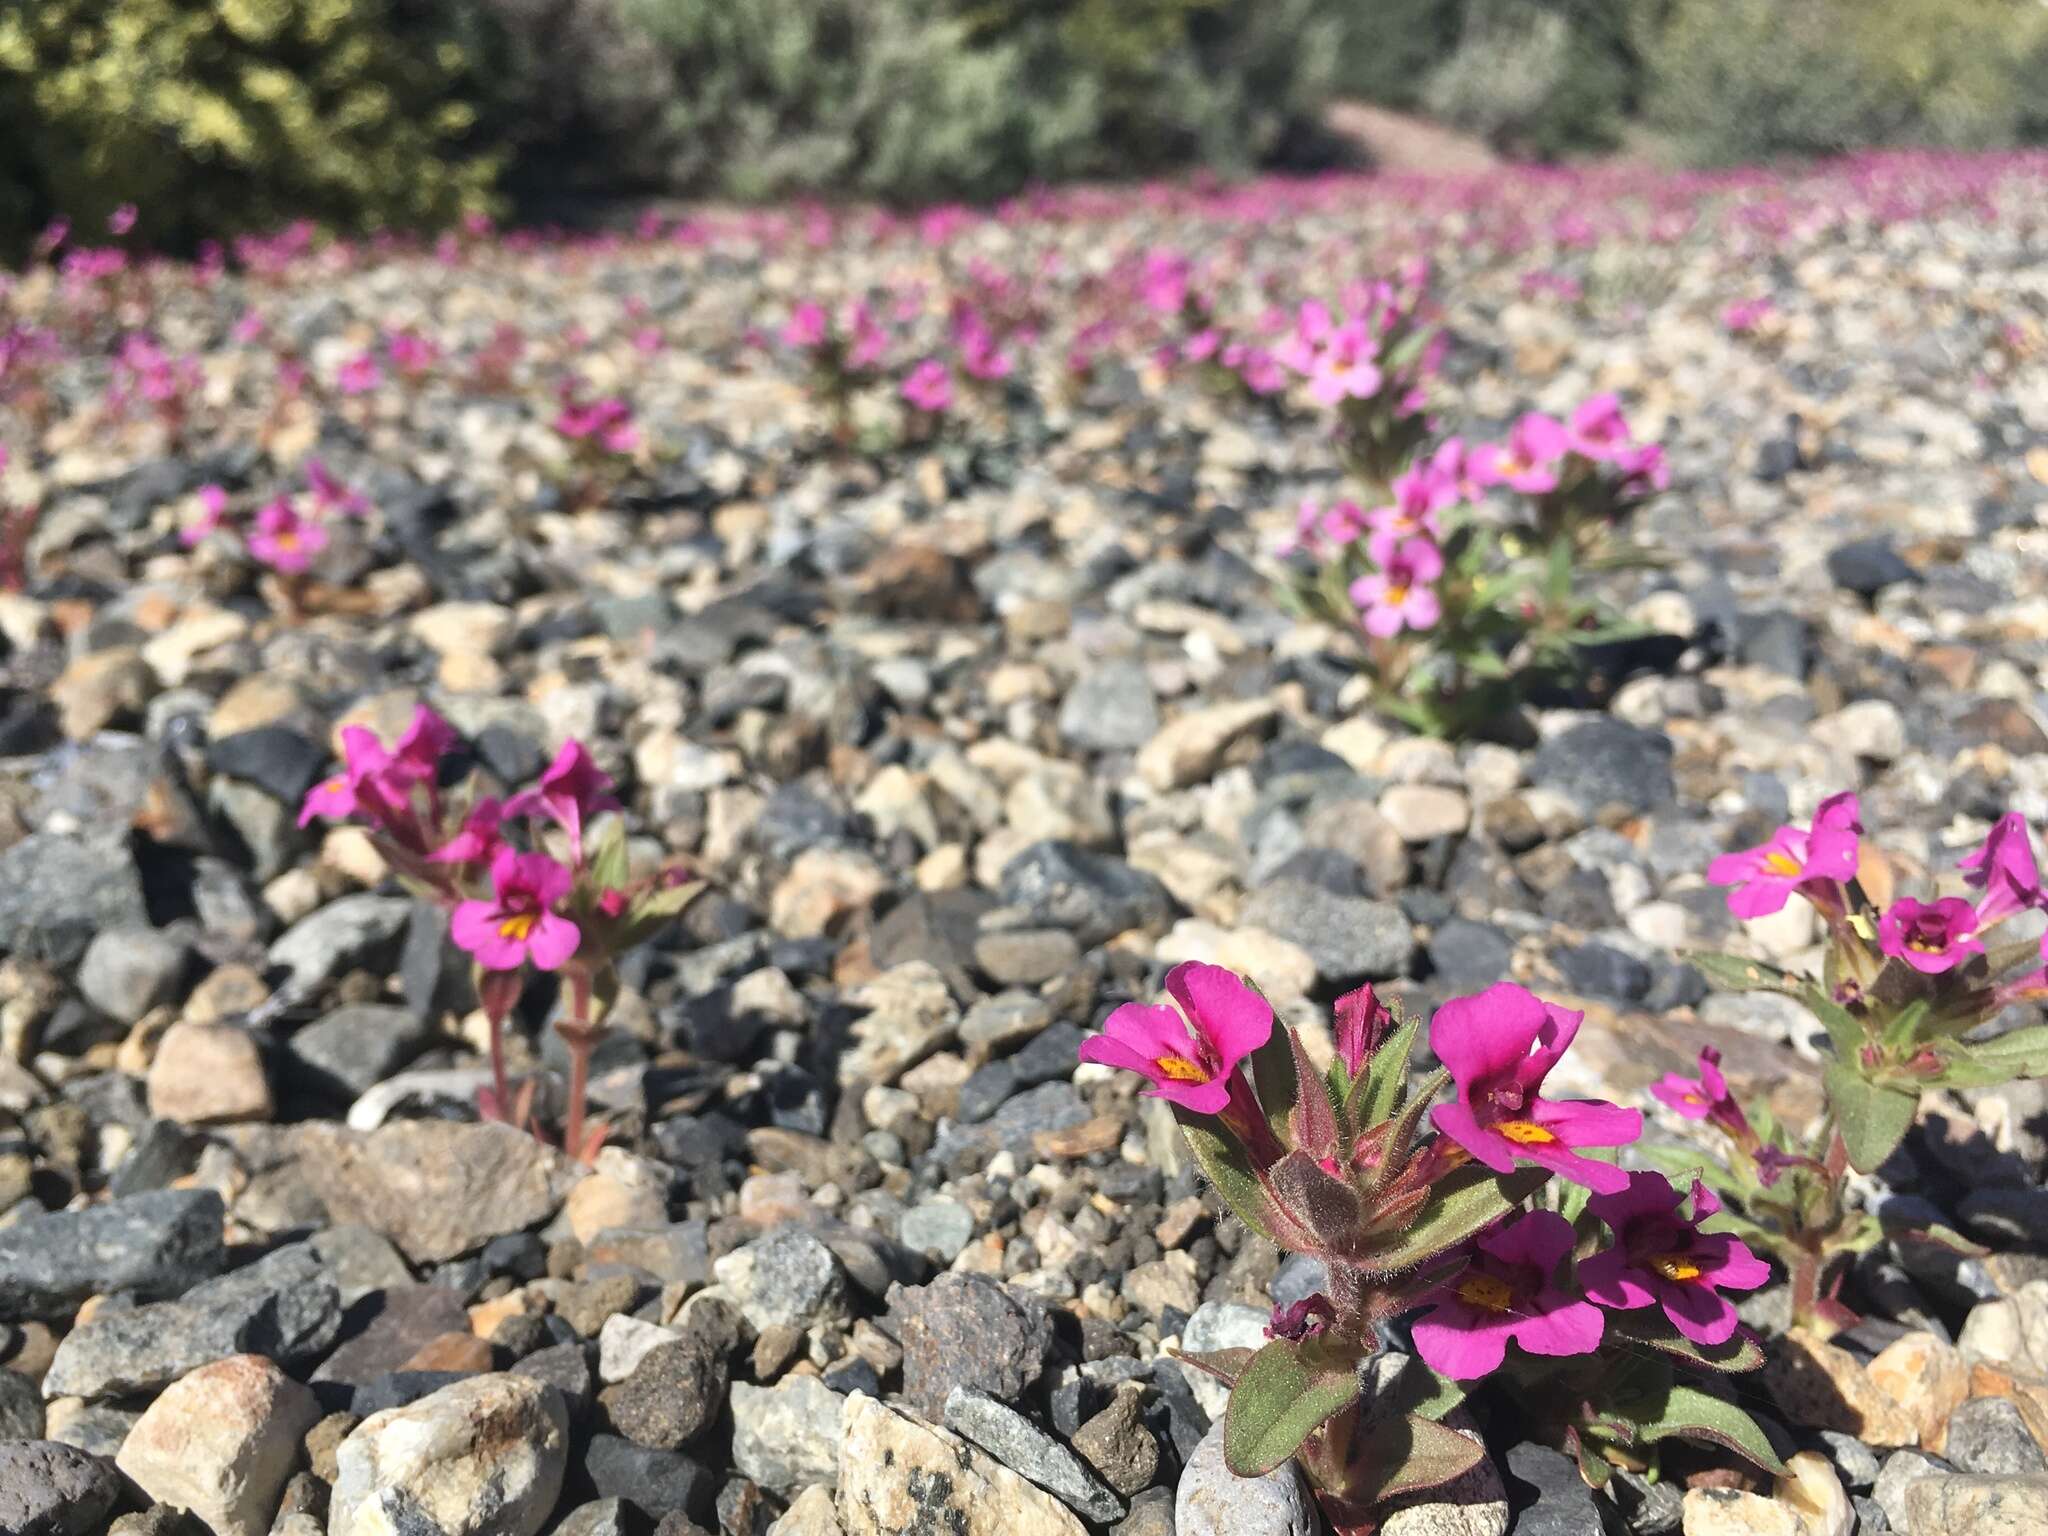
<box><xmin>1670</xmin><ymin>795</ymin><xmax>2048</xmax><ymax>1331</ymax></box>
<box><xmin>299</xmin><ymin>707</ymin><xmax>701</xmax><ymax>1160</ymax></box>
<box><xmin>1278</xmin><ymin>397</ymin><xmax>1667</xmax><ymax>737</ymax></box>
<box><xmin>1080</xmin><ymin>967</ymin><xmax>1782</xmax><ymax>1524</ymax></box>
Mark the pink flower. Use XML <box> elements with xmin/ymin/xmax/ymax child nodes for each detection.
<box><xmin>1350</xmin><ymin>536</ymin><xmax>1444</xmax><ymax>639</ymax></box>
<box><xmin>1615</xmin><ymin>441</ymin><xmax>1671</xmax><ymax>494</ymax></box>
<box><xmin>246</xmin><ymin>498</ymin><xmax>327</xmax><ymax>574</ymax></box>
<box><xmin>1140</xmin><ymin>251</ymin><xmax>1189</xmax><ymax>314</ymax></box>
<box><xmin>1580</xmin><ymin>1172</ymin><xmax>1770</xmax><ymax>1346</ymax></box>
<box><xmin>298</xmin><ymin>726</ymin><xmax>394</xmax><ymax>827</ymax></box>
<box><xmin>1722</xmin><ymin>297</ymin><xmax>1774</xmax><ymax>334</ymax></box>
<box><xmin>1367</xmin><ymin>464</ymin><xmax>1452</xmax><ymax>542</ymax></box>
<box><xmin>504</xmin><ymin>739</ymin><xmax>621</xmax><ymax>859</ymax></box>
<box><xmin>1306</xmin><ymin>323</ymin><xmax>1383</xmax><ymax>406</ymax></box>
<box><xmin>108</xmin><ymin>204</ymin><xmax>138</xmax><ymax>236</ymax></box>
<box><xmin>1320</xmin><ymin>499</ymin><xmax>1370</xmax><ymax>547</ymax></box>
<box><xmin>1650</xmin><ymin>1046</ymin><xmax>1754</xmax><ymax>1145</ymax></box>
<box><xmin>1409</xmin><ymin>1211</ymin><xmax>1605</xmax><ymax>1379</ymax></box>
<box><xmin>385</xmin><ymin>705</ymin><xmax>458</xmax><ymax>788</ymax></box>
<box><xmin>1429</xmin><ymin>982</ymin><xmax>1642</xmax><ymax>1195</ymax></box>
<box><xmin>1959</xmin><ymin>813</ymin><xmax>2042</xmax><ymax>927</ymax></box>
<box><xmin>554</xmin><ymin>391</ymin><xmax>638</xmax><ymax>454</ymax></box>
<box><xmin>336</xmin><ymin>353</ymin><xmax>383</xmax><ymax>395</ymax></box>
<box><xmin>181</xmin><ymin>484</ymin><xmax>228</xmax><ymax>547</ymax></box>
<box><xmin>1077</xmin><ymin>961</ymin><xmax>1273</xmax><ymax>1115</ymax></box>
<box><xmin>1266</xmin><ymin>1294</ymin><xmax>1335</xmax><ymax>1343</ymax></box>
<box><xmin>847</xmin><ymin>305</ymin><xmax>888</xmax><ymax>370</ymax></box>
<box><xmin>901</xmin><ymin>359</ymin><xmax>953</xmax><ymax>414</ymax></box>
<box><xmin>430</xmin><ymin>796</ymin><xmax>503</xmax><ymax>866</ymax></box>
<box><xmin>1472</xmin><ymin>413</ymin><xmax>1569</xmax><ymax>494</ymax></box>
<box><xmin>782</xmin><ymin>302</ymin><xmax>829</xmax><ymax>350</ymax></box>
<box><xmin>1706</xmin><ymin>791</ymin><xmax>1861</xmax><ymax>918</ymax></box>
<box><xmin>1428</xmin><ymin>438</ymin><xmax>1487</xmax><ymax>503</ymax></box>
<box><xmin>1567</xmin><ymin>394</ymin><xmax>1634</xmax><ymax>461</ymax></box>
<box><xmin>1878</xmin><ymin>896</ymin><xmax>1984</xmax><ymax>975</ymax></box>
<box><xmin>386</xmin><ymin>330</ymin><xmax>438</xmax><ymax>376</ymax></box>
<box><xmin>451</xmin><ymin>848</ymin><xmax>581</xmax><ymax>972</ymax></box>
<box><xmin>304</xmin><ymin>458</ymin><xmax>369</xmax><ymax>518</ymax></box>
<box><xmin>1334</xmin><ymin>984</ymin><xmax>1393</xmax><ymax>1077</ymax></box>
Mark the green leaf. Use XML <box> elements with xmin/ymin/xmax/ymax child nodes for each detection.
<box><xmin>1340</xmin><ymin>1412</ymin><xmax>1486</xmax><ymax>1505</ymax></box>
<box><xmin>1608</xmin><ymin>1310</ymin><xmax>1767</xmax><ymax>1373</ymax></box>
<box><xmin>1287</xmin><ymin>1026</ymin><xmax>1341</xmax><ymax>1160</ymax></box>
<box><xmin>1350</xmin><ymin>1016</ymin><xmax>1420</xmax><ymax>1129</ymax></box>
<box><xmin>1169</xmin><ymin>1345</ymin><xmax>1253</xmax><ymax>1390</ymax></box>
<box><xmin>1267</xmin><ymin>1150</ymin><xmax>1369</xmax><ymax>1258</ymax></box>
<box><xmin>1824</xmin><ymin>1063</ymin><xmax>1917</xmax><ymax>1173</ymax></box>
<box><xmin>1173</xmin><ymin>1108</ymin><xmax>1278</xmax><ymax>1244</ymax></box>
<box><xmin>1633</xmin><ymin>1383</ymin><xmax>1788</xmax><ymax>1475</ymax></box>
<box><xmin>1632</xmin><ymin>1143</ymin><xmax>1747</xmax><ymax>1203</ymax></box>
<box><xmin>1372</xmin><ymin>1067</ymin><xmax>1449</xmax><ymax>1181</ymax></box>
<box><xmin>586</xmin><ymin>816</ymin><xmax>629</xmax><ymax>893</ymax></box>
<box><xmin>1807</xmin><ymin>994</ymin><xmax>1870</xmax><ymax>1062</ymax></box>
<box><xmin>1380</xmin><ymin>1357</ymin><xmax>1468</xmax><ymax>1422</ymax></box>
<box><xmin>1360</xmin><ymin>1166</ymin><xmax>1548</xmax><ymax>1275</ymax></box>
<box><xmin>1685</xmin><ymin>952</ymin><xmax>1797</xmax><ymax>994</ymax></box>
<box><xmin>1937</xmin><ymin>1025</ymin><xmax>2048</xmax><ymax>1087</ymax></box>
<box><xmin>1223</xmin><ymin>1338</ymin><xmax>1363</xmax><ymax>1478</ymax></box>
<box><xmin>1248</xmin><ymin>1025</ymin><xmax>1300</xmax><ymax>1150</ymax></box>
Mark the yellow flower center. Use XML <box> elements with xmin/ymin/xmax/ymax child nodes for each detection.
<box><xmin>1456</xmin><ymin>1274</ymin><xmax>1514</xmax><ymax>1312</ymax></box>
<box><xmin>497</xmin><ymin>912</ymin><xmax>538</xmax><ymax>941</ymax></box>
<box><xmin>1387</xmin><ymin>583</ymin><xmax>1410</xmax><ymax>604</ymax></box>
<box><xmin>1648</xmin><ymin>1253</ymin><xmax>1702</xmax><ymax>1283</ymax></box>
<box><xmin>1907</xmin><ymin>934</ymin><xmax>1948</xmax><ymax>953</ymax></box>
<box><xmin>1496</xmin><ymin>1119</ymin><xmax>1556</xmax><ymax>1145</ymax></box>
<box><xmin>1763</xmin><ymin>851</ymin><xmax>1802</xmax><ymax>877</ymax></box>
<box><xmin>1155</xmin><ymin>1054</ymin><xmax>1208</xmax><ymax>1083</ymax></box>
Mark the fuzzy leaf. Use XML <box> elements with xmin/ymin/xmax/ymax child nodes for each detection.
<box><xmin>1288</xmin><ymin>1026</ymin><xmax>1341</xmax><ymax>1161</ymax></box>
<box><xmin>1824</xmin><ymin>1063</ymin><xmax>1917</xmax><ymax>1173</ymax></box>
<box><xmin>1347</xmin><ymin>1016</ymin><xmax>1421</xmax><ymax>1131</ymax></box>
<box><xmin>1173</xmin><ymin>1108</ymin><xmax>1278</xmax><ymax>1244</ymax></box>
<box><xmin>1685</xmin><ymin>952</ymin><xmax>1797</xmax><ymax>994</ymax></box>
<box><xmin>1380</xmin><ymin>1357</ymin><xmax>1468</xmax><ymax>1422</ymax></box>
<box><xmin>1268</xmin><ymin>1150</ymin><xmax>1368</xmax><ymax>1257</ymax></box>
<box><xmin>1341</xmin><ymin>1412</ymin><xmax>1486</xmax><ymax>1505</ymax></box>
<box><xmin>1223</xmin><ymin>1338</ymin><xmax>1363</xmax><ymax>1478</ymax></box>
<box><xmin>1371</xmin><ymin>1067</ymin><xmax>1449</xmax><ymax>1187</ymax></box>
<box><xmin>1633</xmin><ymin>1383</ymin><xmax>1788</xmax><ymax>1475</ymax></box>
<box><xmin>1808</xmin><ymin>994</ymin><xmax>1871</xmax><ymax>1062</ymax></box>
<box><xmin>1934</xmin><ymin>1025</ymin><xmax>2048</xmax><ymax>1088</ymax></box>
<box><xmin>586</xmin><ymin>818</ymin><xmax>630</xmax><ymax>894</ymax></box>
<box><xmin>1170</xmin><ymin>1345</ymin><xmax>1254</xmax><ymax>1390</ymax></box>
<box><xmin>1608</xmin><ymin>1311</ymin><xmax>1767</xmax><ymax>1373</ymax></box>
<box><xmin>1248</xmin><ymin>1024</ymin><xmax>1301</xmax><ymax>1149</ymax></box>
<box><xmin>1633</xmin><ymin>1143</ymin><xmax>1748</xmax><ymax>1204</ymax></box>
<box><xmin>1359</xmin><ymin>1165</ymin><xmax>1548</xmax><ymax>1275</ymax></box>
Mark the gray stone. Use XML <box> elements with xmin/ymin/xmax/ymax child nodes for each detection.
<box><xmin>1505</xmin><ymin>1442</ymin><xmax>1601</xmax><ymax>1535</ymax></box>
<box><xmin>584</xmin><ymin>1434</ymin><xmax>716</xmax><ymax>1519</ymax></box>
<box><xmin>899</xmin><ymin>1199</ymin><xmax>977</xmax><ymax>1264</ymax></box>
<box><xmin>43</xmin><ymin>1241</ymin><xmax>342</xmax><ymax>1399</ymax></box>
<box><xmin>0</xmin><ymin>1188</ymin><xmax>226</xmax><ymax>1321</ymax></box>
<box><xmin>283</xmin><ymin>1004</ymin><xmax>431</xmax><ymax>1099</ymax></box>
<box><xmin>0</xmin><ymin>1441</ymin><xmax>123</xmax><ymax>1535</ymax></box>
<box><xmin>599</xmin><ymin>1327</ymin><xmax>728</xmax><ymax>1450</ymax></box>
<box><xmin>1176</xmin><ymin>1419</ymin><xmax>1313</xmax><ymax>1536</ymax></box>
<box><xmin>76</xmin><ymin>926</ymin><xmax>187</xmax><ymax>1025</ymax></box>
<box><xmin>713</xmin><ymin>1227</ymin><xmax>849</xmax><ymax>1333</ymax></box>
<box><xmin>889</xmin><ymin>1272</ymin><xmax>1055</xmax><ymax>1420</ymax></box>
<box><xmin>1944</xmin><ymin>1397</ymin><xmax>2048</xmax><ymax>1476</ymax></box>
<box><xmin>0</xmin><ymin>1367</ymin><xmax>46</xmax><ymax>1440</ymax></box>
<box><xmin>1239</xmin><ymin>880</ymin><xmax>1410</xmax><ymax>984</ymax></box>
<box><xmin>731</xmin><ymin>1376</ymin><xmax>847</xmax><ymax>1492</ymax></box>
<box><xmin>999</xmin><ymin>842</ymin><xmax>1177</xmax><ymax>948</ymax></box>
<box><xmin>1529</xmin><ymin>721</ymin><xmax>1675</xmax><ymax>815</ymax></box>
<box><xmin>944</xmin><ymin>1386</ymin><xmax>1124</xmax><ymax>1523</ymax></box>
<box><xmin>1113</xmin><ymin>1488</ymin><xmax>1176</xmax><ymax>1536</ymax></box>
<box><xmin>1069</xmin><ymin>1386</ymin><xmax>1160</xmax><ymax>1499</ymax></box>
<box><xmin>265</xmin><ymin>894</ymin><xmax>412</xmax><ymax>993</ymax></box>
<box><xmin>1179</xmin><ymin>1302</ymin><xmax>1269</xmax><ymax>1419</ymax></box>
<box><xmin>1874</xmin><ymin>1448</ymin><xmax>1952</xmax><ymax>1533</ymax></box>
<box><xmin>553</xmin><ymin>1500</ymin><xmax>640</xmax><ymax>1536</ymax></box>
<box><xmin>1820</xmin><ymin>1430</ymin><xmax>1882</xmax><ymax>1490</ymax></box>
<box><xmin>1059</xmin><ymin>662</ymin><xmax>1160</xmax><ymax>753</ymax></box>
<box><xmin>0</xmin><ymin>834</ymin><xmax>149</xmax><ymax>970</ymax></box>
<box><xmin>44</xmin><ymin>1403</ymin><xmax>139</xmax><ymax>1457</ymax></box>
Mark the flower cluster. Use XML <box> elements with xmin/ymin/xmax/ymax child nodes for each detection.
<box><xmin>179</xmin><ymin>459</ymin><xmax>371</xmax><ymax>577</ymax></box>
<box><xmin>1671</xmin><ymin>796</ymin><xmax>2048</xmax><ymax>1330</ymax></box>
<box><xmin>299</xmin><ymin>707</ymin><xmax>699</xmax><ymax>1158</ymax></box>
<box><xmin>1081</xmin><ymin>967</ymin><xmax>1777</xmax><ymax>1521</ymax></box>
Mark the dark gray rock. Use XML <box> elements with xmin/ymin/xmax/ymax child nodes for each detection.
<box><xmin>869</xmin><ymin>889</ymin><xmax>998</xmax><ymax>1000</ymax></box>
<box><xmin>584</xmin><ymin>1435</ymin><xmax>716</xmax><ymax>1519</ymax></box>
<box><xmin>75</xmin><ymin>926</ymin><xmax>187</xmax><ymax>1026</ymax></box>
<box><xmin>1530</xmin><ymin>721</ymin><xmax>1675</xmax><ymax>815</ymax></box>
<box><xmin>944</xmin><ymin>1386</ymin><xmax>1124</xmax><ymax>1523</ymax></box>
<box><xmin>266</xmin><ymin>893</ymin><xmax>413</xmax><ymax>993</ymax></box>
<box><xmin>207</xmin><ymin>727</ymin><xmax>329</xmax><ymax>805</ymax></box>
<box><xmin>107</xmin><ymin>1119</ymin><xmax>205</xmax><ymax>1199</ymax></box>
<box><xmin>1427</xmin><ymin>918</ymin><xmax>1515</xmax><ymax>985</ymax></box>
<box><xmin>1505</xmin><ymin>1442</ymin><xmax>1603</xmax><ymax>1535</ymax></box>
<box><xmin>1943</xmin><ymin>1396</ymin><xmax>2048</xmax><ymax>1475</ymax></box>
<box><xmin>999</xmin><ymin>842</ymin><xmax>1177</xmax><ymax>948</ymax></box>
<box><xmin>599</xmin><ymin>1327</ymin><xmax>728</xmax><ymax>1450</ymax></box>
<box><xmin>513</xmin><ymin>1342</ymin><xmax>596</xmax><ymax>1423</ymax></box>
<box><xmin>1555</xmin><ymin>942</ymin><xmax>1654</xmax><ymax>1001</ymax></box>
<box><xmin>43</xmin><ymin>1240</ymin><xmax>343</xmax><ymax>1398</ymax></box>
<box><xmin>0</xmin><ymin>1366</ymin><xmax>46</xmax><ymax>1440</ymax></box>
<box><xmin>0</xmin><ymin>834</ymin><xmax>149</xmax><ymax>970</ymax></box>
<box><xmin>0</xmin><ymin>1188</ymin><xmax>226</xmax><ymax>1321</ymax></box>
<box><xmin>285</xmin><ymin>1004</ymin><xmax>432</xmax><ymax>1099</ymax></box>
<box><xmin>889</xmin><ymin>1272</ymin><xmax>1055</xmax><ymax>1420</ymax></box>
<box><xmin>0</xmin><ymin>1441</ymin><xmax>123</xmax><ymax>1535</ymax></box>
<box><xmin>1239</xmin><ymin>880</ymin><xmax>1410</xmax><ymax>983</ymax></box>
<box><xmin>311</xmin><ymin>1284</ymin><xmax>473</xmax><ymax>1384</ymax></box>
<box><xmin>1828</xmin><ymin>537</ymin><xmax>1917</xmax><ymax>598</ymax></box>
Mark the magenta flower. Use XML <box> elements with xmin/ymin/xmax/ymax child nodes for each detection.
<box><xmin>181</xmin><ymin>484</ymin><xmax>228</xmax><ymax>547</ymax></box>
<box><xmin>503</xmin><ymin>740</ymin><xmax>621</xmax><ymax>859</ymax></box>
<box><xmin>1410</xmin><ymin>1211</ymin><xmax>1605</xmax><ymax>1379</ymax></box>
<box><xmin>298</xmin><ymin>726</ymin><xmax>394</xmax><ymax>827</ymax></box>
<box><xmin>385</xmin><ymin>705</ymin><xmax>458</xmax><ymax>788</ymax></box>
<box><xmin>847</xmin><ymin>305</ymin><xmax>888</xmax><ymax>370</ymax></box>
<box><xmin>1306</xmin><ymin>323</ymin><xmax>1383</xmax><ymax>406</ymax></box>
<box><xmin>1959</xmin><ymin>812</ymin><xmax>2042</xmax><ymax>926</ymax></box>
<box><xmin>1429</xmin><ymin>983</ymin><xmax>1642</xmax><ymax>1195</ymax></box>
<box><xmin>386</xmin><ymin>330</ymin><xmax>438</xmax><ymax>376</ymax></box>
<box><xmin>554</xmin><ymin>392</ymin><xmax>638</xmax><ymax>454</ymax></box>
<box><xmin>1649</xmin><ymin>1046</ymin><xmax>1754</xmax><ymax>1145</ymax></box>
<box><xmin>1615</xmin><ymin>441</ymin><xmax>1671</xmax><ymax>494</ymax></box>
<box><xmin>782</xmin><ymin>302</ymin><xmax>829</xmax><ymax>350</ymax></box>
<box><xmin>1580</xmin><ymin>1172</ymin><xmax>1770</xmax><ymax>1346</ymax></box>
<box><xmin>1319</xmin><ymin>499</ymin><xmax>1369</xmax><ymax>547</ymax></box>
<box><xmin>1367</xmin><ymin>464</ymin><xmax>1452</xmax><ymax>543</ymax></box>
<box><xmin>430</xmin><ymin>796</ymin><xmax>503</xmax><ymax>866</ymax></box>
<box><xmin>109</xmin><ymin>204</ymin><xmax>138</xmax><ymax>237</ymax></box>
<box><xmin>246</xmin><ymin>498</ymin><xmax>327</xmax><ymax>574</ymax></box>
<box><xmin>1706</xmin><ymin>791</ymin><xmax>1861</xmax><ymax>918</ymax></box>
<box><xmin>451</xmin><ymin>849</ymin><xmax>581</xmax><ymax>972</ymax></box>
<box><xmin>1350</xmin><ymin>535</ymin><xmax>1444</xmax><ymax>639</ymax></box>
<box><xmin>1567</xmin><ymin>394</ymin><xmax>1634</xmax><ymax>460</ymax></box>
<box><xmin>1333</xmin><ymin>984</ymin><xmax>1393</xmax><ymax>1077</ymax></box>
<box><xmin>336</xmin><ymin>353</ymin><xmax>383</xmax><ymax>395</ymax></box>
<box><xmin>1878</xmin><ymin>896</ymin><xmax>1984</xmax><ymax>975</ymax></box>
<box><xmin>1473</xmin><ymin>413</ymin><xmax>1570</xmax><ymax>494</ymax></box>
<box><xmin>304</xmin><ymin>458</ymin><xmax>370</xmax><ymax>518</ymax></box>
<box><xmin>1077</xmin><ymin>961</ymin><xmax>1272</xmax><ymax>1115</ymax></box>
<box><xmin>901</xmin><ymin>359</ymin><xmax>953</xmax><ymax>414</ymax></box>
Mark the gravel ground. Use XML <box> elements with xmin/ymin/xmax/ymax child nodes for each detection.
<box><xmin>2</xmin><ymin>152</ymin><xmax>2048</xmax><ymax>1536</ymax></box>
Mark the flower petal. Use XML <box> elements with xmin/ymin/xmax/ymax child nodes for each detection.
<box><xmin>1164</xmin><ymin>962</ymin><xmax>1273</xmax><ymax>1072</ymax></box>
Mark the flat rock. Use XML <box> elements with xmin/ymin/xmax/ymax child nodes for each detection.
<box><xmin>943</xmin><ymin>1385</ymin><xmax>1124</xmax><ymax>1523</ymax></box>
<box><xmin>836</xmin><ymin>1392</ymin><xmax>1086</xmax><ymax>1536</ymax></box>
<box><xmin>1176</xmin><ymin>1419</ymin><xmax>1314</xmax><ymax>1536</ymax></box>
<box><xmin>888</xmin><ymin>1272</ymin><xmax>1054</xmax><ymax>1420</ymax></box>
<box><xmin>0</xmin><ymin>1188</ymin><xmax>225</xmax><ymax>1321</ymax></box>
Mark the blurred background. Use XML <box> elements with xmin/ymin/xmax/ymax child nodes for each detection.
<box><xmin>5</xmin><ymin>0</ymin><xmax>2048</xmax><ymax>255</ymax></box>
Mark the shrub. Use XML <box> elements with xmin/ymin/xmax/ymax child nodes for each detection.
<box><xmin>1423</xmin><ymin>0</ymin><xmax>1641</xmax><ymax>159</ymax></box>
<box><xmin>1331</xmin><ymin>0</ymin><xmax>1466</xmax><ymax>112</ymax></box>
<box><xmin>1648</xmin><ymin>0</ymin><xmax>2048</xmax><ymax>164</ymax></box>
<box><xmin>0</xmin><ymin>0</ymin><xmax>499</xmax><ymax>255</ymax></box>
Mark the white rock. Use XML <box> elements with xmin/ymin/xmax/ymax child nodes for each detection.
<box><xmin>596</xmin><ymin>1313</ymin><xmax>677</xmax><ymax>1384</ymax></box>
<box><xmin>836</xmin><ymin>1392</ymin><xmax>1084</xmax><ymax>1536</ymax></box>
<box><xmin>1820</xmin><ymin>700</ymin><xmax>1907</xmax><ymax>763</ymax></box>
<box><xmin>1137</xmin><ymin>700</ymin><xmax>1278</xmax><ymax>791</ymax></box>
<box><xmin>732</xmin><ymin>1375</ymin><xmax>847</xmax><ymax>1492</ymax></box>
<box><xmin>115</xmin><ymin>1354</ymin><xmax>321</xmax><ymax>1536</ymax></box>
<box><xmin>1176</xmin><ymin>1419</ymin><xmax>1315</xmax><ymax>1536</ymax></box>
<box><xmin>1177</xmin><ymin>1302</ymin><xmax>1270</xmax><ymax>1418</ymax></box>
<box><xmin>1379</xmin><ymin>784</ymin><xmax>1472</xmax><ymax>843</ymax></box>
<box><xmin>769</xmin><ymin>1485</ymin><xmax>846</xmax><ymax>1536</ymax></box>
<box><xmin>330</xmin><ymin>1373</ymin><xmax>568</xmax><ymax>1536</ymax></box>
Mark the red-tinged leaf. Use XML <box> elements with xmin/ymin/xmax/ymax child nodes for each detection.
<box><xmin>1289</xmin><ymin>1026</ymin><xmax>1341</xmax><ymax>1161</ymax></box>
<box><xmin>1337</xmin><ymin>1412</ymin><xmax>1486</xmax><ymax>1506</ymax></box>
<box><xmin>1357</xmin><ymin>1166</ymin><xmax>1547</xmax><ymax>1276</ymax></box>
<box><xmin>1632</xmin><ymin>1383</ymin><xmax>1788</xmax><ymax>1475</ymax></box>
<box><xmin>1173</xmin><ymin>1106</ymin><xmax>1282</xmax><ymax>1245</ymax></box>
<box><xmin>1267</xmin><ymin>1150</ymin><xmax>1369</xmax><ymax>1259</ymax></box>
<box><xmin>1168</xmin><ymin>1345</ymin><xmax>1254</xmax><ymax>1389</ymax></box>
<box><xmin>1223</xmin><ymin>1338</ymin><xmax>1364</xmax><ymax>1477</ymax></box>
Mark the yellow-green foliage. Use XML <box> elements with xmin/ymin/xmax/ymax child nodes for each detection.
<box><xmin>0</xmin><ymin>0</ymin><xmax>499</xmax><ymax>252</ymax></box>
